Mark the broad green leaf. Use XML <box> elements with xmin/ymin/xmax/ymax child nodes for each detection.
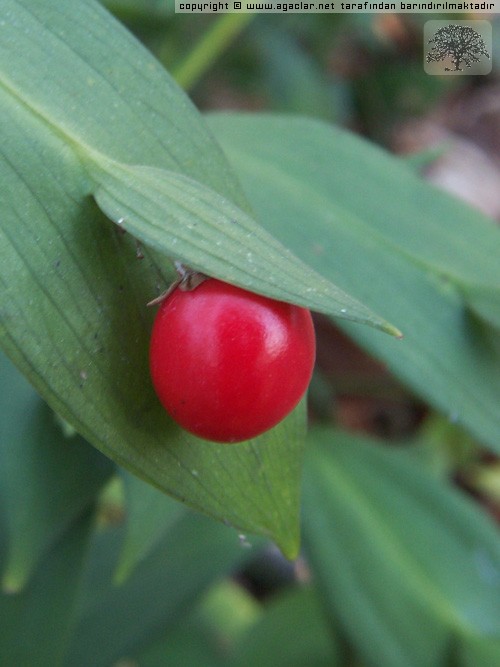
<box><xmin>0</xmin><ymin>352</ymin><xmax>113</xmax><ymax>593</ymax></box>
<box><xmin>207</xmin><ymin>113</ymin><xmax>500</xmax><ymax>452</ymax></box>
<box><xmin>0</xmin><ymin>1</ymin><xmax>240</xmax><ymax>200</ymax></box>
<box><xmin>302</xmin><ymin>428</ymin><xmax>500</xmax><ymax>667</ymax></box>
<box><xmin>0</xmin><ymin>511</ymin><xmax>95</xmax><ymax>667</ymax></box>
<box><xmin>113</xmin><ymin>469</ymin><xmax>182</xmax><ymax>584</ymax></box>
<box><xmin>0</xmin><ymin>0</ymin><xmax>397</xmax><ymax>330</ymax></box>
<box><xmin>0</xmin><ymin>0</ymin><xmax>396</xmax><ymax>556</ymax></box>
<box><xmin>65</xmin><ymin>510</ymin><xmax>263</xmax><ymax>667</ymax></box>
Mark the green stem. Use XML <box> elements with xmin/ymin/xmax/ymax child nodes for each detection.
<box><xmin>172</xmin><ymin>13</ymin><xmax>255</xmax><ymax>91</ymax></box>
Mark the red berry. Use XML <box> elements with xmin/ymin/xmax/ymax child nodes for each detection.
<box><xmin>149</xmin><ymin>279</ymin><xmax>316</xmax><ymax>443</ymax></box>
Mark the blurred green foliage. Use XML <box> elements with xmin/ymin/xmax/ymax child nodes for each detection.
<box><xmin>1</xmin><ymin>2</ymin><xmax>499</xmax><ymax>666</ymax></box>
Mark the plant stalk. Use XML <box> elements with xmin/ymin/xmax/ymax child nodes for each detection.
<box><xmin>172</xmin><ymin>13</ymin><xmax>255</xmax><ymax>91</ymax></box>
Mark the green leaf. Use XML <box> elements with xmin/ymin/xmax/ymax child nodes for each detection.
<box><xmin>113</xmin><ymin>469</ymin><xmax>183</xmax><ymax>584</ymax></box>
<box><xmin>136</xmin><ymin>617</ymin><xmax>228</xmax><ymax>667</ymax></box>
<box><xmin>207</xmin><ymin>112</ymin><xmax>500</xmax><ymax>452</ymax></box>
<box><xmin>250</xmin><ymin>24</ymin><xmax>341</xmax><ymax>122</ymax></box>
<box><xmin>403</xmin><ymin>145</ymin><xmax>449</xmax><ymax>173</ymax></box>
<box><xmin>0</xmin><ymin>511</ymin><xmax>95</xmax><ymax>667</ymax></box>
<box><xmin>459</xmin><ymin>636</ymin><xmax>500</xmax><ymax>667</ymax></box>
<box><xmin>461</xmin><ymin>284</ymin><xmax>500</xmax><ymax>331</ymax></box>
<box><xmin>0</xmin><ymin>0</ymin><xmax>395</xmax><ymax>556</ymax></box>
<box><xmin>200</xmin><ymin>579</ymin><xmax>261</xmax><ymax>646</ymax></box>
<box><xmin>231</xmin><ymin>586</ymin><xmax>340</xmax><ymax>667</ymax></box>
<box><xmin>0</xmin><ymin>1</ymin><xmax>241</xmax><ymax>201</ymax></box>
<box><xmin>87</xmin><ymin>154</ymin><xmax>395</xmax><ymax>328</ymax></box>
<box><xmin>1</xmin><ymin>0</ymin><xmax>397</xmax><ymax>330</ymax></box>
<box><xmin>0</xmin><ymin>352</ymin><xmax>113</xmax><ymax>593</ymax></box>
<box><xmin>302</xmin><ymin>428</ymin><xmax>500</xmax><ymax>667</ymax></box>
<box><xmin>130</xmin><ymin>579</ymin><xmax>260</xmax><ymax>667</ymax></box>
<box><xmin>65</xmin><ymin>511</ymin><xmax>262</xmax><ymax>667</ymax></box>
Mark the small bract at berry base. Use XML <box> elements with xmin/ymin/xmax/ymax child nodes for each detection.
<box><xmin>149</xmin><ymin>279</ymin><xmax>316</xmax><ymax>443</ymax></box>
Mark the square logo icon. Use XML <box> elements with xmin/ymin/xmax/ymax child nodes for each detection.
<box><xmin>424</xmin><ymin>20</ymin><xmax>492</xmax><ymax>75</ymax></box>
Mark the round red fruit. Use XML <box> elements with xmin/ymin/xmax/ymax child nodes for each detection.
<box><xmin>149</xmin><ymin>278</ymin><xmax>316</xmax><ymax>443</ymax></box>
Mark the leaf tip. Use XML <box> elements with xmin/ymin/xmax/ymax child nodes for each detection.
<box><xmin>274</xmin><ymin>528</ymin><xmax>301</xmax><ymax>561</ymax></box>
<box><xmin>382</xmin><ymin>322</ymin><xmax>404</xmax><ymax>339</ymax></box>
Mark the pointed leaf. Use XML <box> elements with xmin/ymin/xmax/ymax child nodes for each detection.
<box><xmin>114</xmin><ymin>470</ymin><xmax>182</xmax><ymax>584</ymax></box>
<box><xmin>208</xmin><ymin>113</ymin><xmax>500</xmax><ymax>451</ymax></box>
<box><xmin>88</xmin><ymin>155</ymin><xmax>397</xmax><ymax>330</ymax></box>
